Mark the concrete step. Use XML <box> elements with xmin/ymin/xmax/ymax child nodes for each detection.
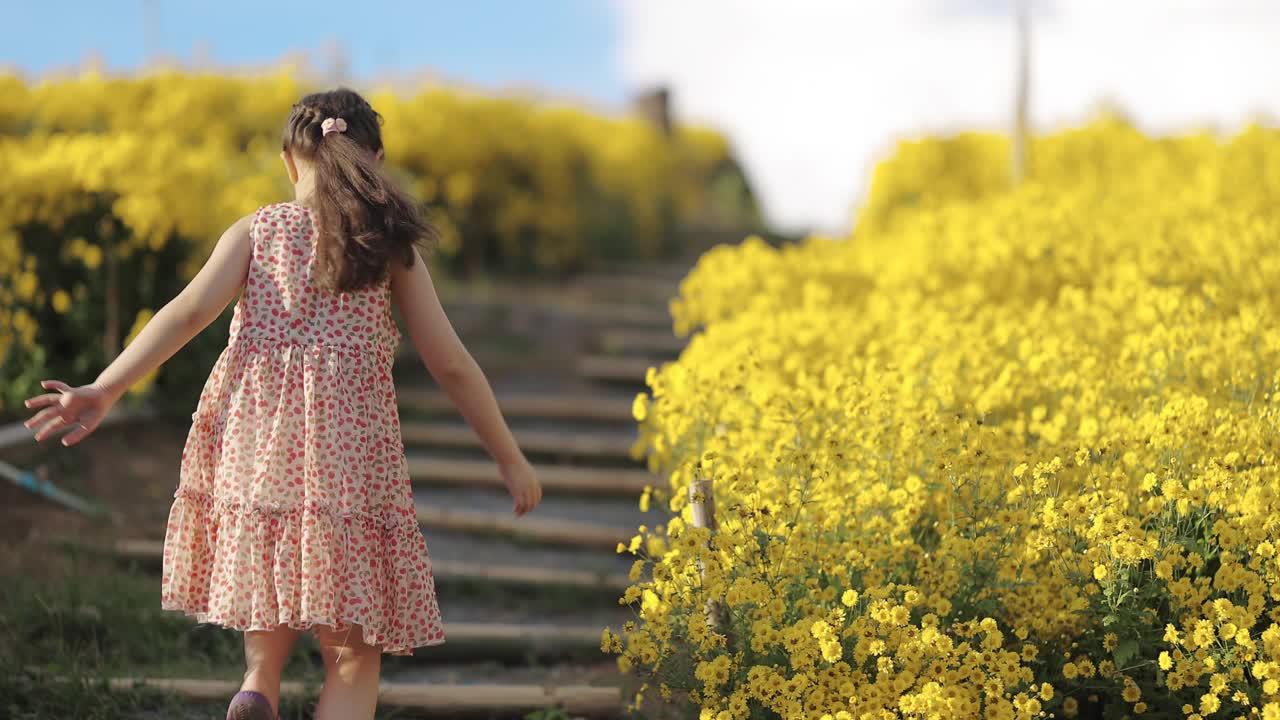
<box><xmin>576</xmin><ymin>355</ymin><xmax>663</xmax><ymax>385</ymax></box>
<box><xmin>567</xmin><ymin>273</ymin><xmax>680</xmax><ymax>303</ymax></box>
<box><xmin>399</xmin><ymin>387</ymin><xmax>638</xmax><ymax>423</ymax></box>
<box><xmin>413</xmin><ymin>484</ymin><xmax>649</xmax><ymax>534</ymax></box>
<box><xmin>594</xmin><ymin>328</ymin><xmax>687</xmax><ymax>356</ymax></box>
<box><xmin>408</xmin><ymin>455</ymin><xmax>653</xmax><ymax>496</ymax></box>
<box><xmin>415</xmin><ymin>503</ymin><xmax>633</xmax><ymax>551</ymax></box>
<box><xmin>401</xmin><ymin>422</ymin><xmax>639</xmax><ymax>461</ymax></box>
<box><xmin>106</xmin><ymin>538</ymin><xmax>633</xmax><ymax>592</ymax></box>
<box><xmin>99</xmin><ymin>673</ymin><xmax>622</xmax><ymax>715</ymax></box>
<box><xmin>418</xmin><ymin>532</ymin><xmax>635</xmax><ymax>581</ymax></box>
<box><xmin>440</xmin><ymin>294</ymin><xmax>670</xmax><ymax>328</ymax></box>
<box><xmin>559</xmin><ymin>301</ymin><xmax>669</xmax><ymax>328</ymax></box>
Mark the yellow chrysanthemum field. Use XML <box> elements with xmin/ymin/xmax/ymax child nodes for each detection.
<box><xmin>0</xmin><ymin>70</ymin><xmax>745</xmax><ymax>409</ymax></box>
<box><xmin>614</xmin><ymin>117</ymin><xmax>1280</xmax><ymax>719</ymax></box>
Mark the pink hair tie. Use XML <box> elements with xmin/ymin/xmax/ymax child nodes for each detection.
<box><xmin>321</xmin><ymin>117</ymin><xmax>348</xmax><ymax>136</ymax></box>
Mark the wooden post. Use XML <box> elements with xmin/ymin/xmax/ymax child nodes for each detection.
<box><xmin>103</xmin><ymin>232</ymin><xmax>120</xmax><ymax>361</ymax></box>
<box><xmin>1011</xmin><ymin>0</ymin><xmax>1031</xmax><ymax>185</ymax></box>
<box><xmin>633</xmin><ymin>87</ymin><xmax>673</xmax><ymax>138</ymax></box>
<box><xmin>689</xmin><ymin>475</ymin><xmax>731</xmax><ymax>651</ymax></box>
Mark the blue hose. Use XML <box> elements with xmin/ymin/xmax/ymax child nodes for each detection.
<box><xmin>0</xmin><ymin>459</ymin><xmax>121</xmax><ymax>523</ymax></box>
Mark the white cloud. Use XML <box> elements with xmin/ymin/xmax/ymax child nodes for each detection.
<box><xmin>614</xmin><ymin>0</ymin><xmax>1280</xmax><ymax>234</ymax></box>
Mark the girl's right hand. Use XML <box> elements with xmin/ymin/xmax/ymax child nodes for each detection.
<box><xmin>23</xmin><ymin>379</ymin><xmax>117</xmax><ymax>446</ymax></box>
<box><xmin>499</xmin><ymin>457</ymin><xmax>542</xmax><ymax>517</ymax></box>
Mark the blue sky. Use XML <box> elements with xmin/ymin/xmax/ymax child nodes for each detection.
<box><xmin>1</xmin><ymin>0</ymin><xmax>625</xmax><ymax>105</ymax></box>
<box><xmin>7</xmin><ymin>1</ymin><xmax>1280</xmax><ymax>232</ymax></box>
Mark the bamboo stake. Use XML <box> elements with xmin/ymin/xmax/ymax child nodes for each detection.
<box><xmin>1012</xmin><ymin>0</ymin><xmax>1032</xmax><ymax>185</ymax></box>
<box><xmin>688</xmin><ymin>476</ymin><xmax>732</xmax><ymax>651</ymax></box>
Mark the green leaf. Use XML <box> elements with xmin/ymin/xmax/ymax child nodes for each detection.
<box><xmin>1113</xmin><ymin>638</ymin><xmax>1140</xmax><ymax>668</ymax></box>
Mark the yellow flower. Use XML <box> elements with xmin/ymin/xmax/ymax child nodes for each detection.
<box><xmin>51</xmin><ymin>289</ymin><xmax>71</xmax><ymax>314</ymax></box>
<box><xmin>1093</xmin><ymin>564</ymin><xmax>1109</xmax><ymax>581</ymax></box>
<box><xmin>123</xmin><ymin>309</ymin><xmax>158</xmax><ymax>394</ymax></box>
<box><xmin>632</xmin><ymin>392</ymin><xmax>649</xmax><ymax>422</ymax></box>
<box><xmin>82</xmin><ymin>244</ymin><xmax>103</xmax><ymax>270</ymax></box>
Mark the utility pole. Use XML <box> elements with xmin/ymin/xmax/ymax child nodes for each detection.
<box><xmin>1012</xmin><ymin>0</ymin><xmax>1031</xmax><ymax>185</ymax></box>
<box><xmin>320</xmin><ymin>38</ymin><xmax>351</xmax><ymax>87</ymax></box>
<box><xmin>633</xmin><ymin>86</ymin><xmax>673</xmax><ymax>138</ymax></box>
<box><xmin>143</xmin><ymin>0</ymin><xmax>160</xmax><ymax>65</ymax></box>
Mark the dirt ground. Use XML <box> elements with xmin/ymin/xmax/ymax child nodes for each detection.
<box><xmin>0</xmin><ymin>419</ymin><xmax>188</xmax><ymax>573</ymax></box>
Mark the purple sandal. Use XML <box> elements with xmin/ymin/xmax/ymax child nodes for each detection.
<box><xmin>226</xmin><ymin>690</ymin><xmax>277</xmax><ymax>720</ymax></box>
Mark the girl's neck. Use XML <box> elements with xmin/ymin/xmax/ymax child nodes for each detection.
<box><xmin>293</xmin><ymin>170</ymin><xmax>318</xmax><ymax>208</ymax></box>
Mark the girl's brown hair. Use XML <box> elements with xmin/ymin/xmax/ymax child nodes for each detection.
<box><xmin>282</xmin><ymin>87</ymin><xmax>436</xmax><ymax>293</ymax></box>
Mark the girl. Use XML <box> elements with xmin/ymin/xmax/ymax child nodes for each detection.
<box><xmin>22</xmin><ymin>88</ymin><xmax>542</xmax><ymax>720</ymax></box>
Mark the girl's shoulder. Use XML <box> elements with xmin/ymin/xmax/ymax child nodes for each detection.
<box><xmin>248</xmin><ymin>201</ymin><xmax>314</xmax><ymax>234</ymax></box>
<box><xmin>253</xmin><ymin>200</ymin><xmax>311</xmax><ymax>221</ymax></box>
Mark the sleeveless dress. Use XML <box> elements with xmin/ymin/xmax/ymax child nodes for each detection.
<box><xmin>160</xmin><ymin>201</ymin><xmax>446</xmax><ymax>655</ymax></box>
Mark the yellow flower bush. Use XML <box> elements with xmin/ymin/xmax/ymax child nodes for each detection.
<box><xmin>620</xmin><ymin>117</ymin><xmax>1280</xmax><ymax>719</ymax></box>
<box><xmin>0</xmin><ymin>69</ymin><xmax>755</xmax><ymax>412</ymax></box>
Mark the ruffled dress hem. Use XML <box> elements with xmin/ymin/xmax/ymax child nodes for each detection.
<box><xmin>157</xmin><ymin>603</ymin><xmax>448</xmax><ymax>657</ymax></box>
<box><xmin>161</xmin><ymin>486</ymin><xmax>446</xmax><ymax>656</ymax></box>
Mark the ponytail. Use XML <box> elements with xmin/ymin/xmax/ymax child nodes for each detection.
<box><xmin>282</xmin><ymin>88</ymin><xmax>436</xmax><ymax>294</ymax></box>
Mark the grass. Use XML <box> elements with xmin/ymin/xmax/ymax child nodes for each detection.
<box><xmin>6</xmin><ymin>556</ymin><xmax>257</xmax><ymax>674</ymax></box>
<box><xmin>0</xmin><ymin>547</ymin><xmax>328</xmax><ymax>719</ymax></box>
<box><xmin>1</xmin><ymin>543</ymin><xmax>623</xmax><ymax>719</ymax></box>
<box><xmin>0</xmin><ymin>546</ymin><xmax>455</xmax><ymax>719</ymax></box>
<box><xmin>2</xmin><ymin>667</ymin><xmax>326</xmax><ymax>720</ymax></box>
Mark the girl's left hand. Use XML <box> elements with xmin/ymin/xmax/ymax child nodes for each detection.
<box><xmin>23</xmin><ymin>380</ymin><xmax>116</xmax><ymax>446</ymax></box>
<box><xmin>499</xmin><ymin>456</ymin><xmax>542</xmax><ymax>517</ymax></box>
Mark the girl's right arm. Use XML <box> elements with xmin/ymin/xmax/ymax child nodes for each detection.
<box><xmin>24</xmin><ymin>213</ymin><xmax>255</xmax><ymax>446</ymax></box>
<box><xmin>390</xmin><ymin>247</ymin><xmax>542</xmax><ymax>516</ymax></box>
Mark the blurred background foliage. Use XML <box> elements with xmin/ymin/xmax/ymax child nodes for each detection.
<box><xmin>0</xmin><ymin>70</ymin><xmax>764</xmax><ymax>417</ymax></box>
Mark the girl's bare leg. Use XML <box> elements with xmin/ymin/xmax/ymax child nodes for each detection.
<box><xmin>313</xmin><ymin>623</ymin><xmax>382</xmax><ymax>720</ymax></box>
<box><xmin>238</xmin><ymin>624</ymin><xmax>302</xmax><ymax>718</ymax></box>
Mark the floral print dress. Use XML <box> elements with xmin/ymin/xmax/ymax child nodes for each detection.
<box><xmin>160</xmin><ymin>201</ymin><xmax>445</xmax><ymax>655</ymax></box>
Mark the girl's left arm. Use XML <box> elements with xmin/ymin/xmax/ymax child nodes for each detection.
<box><xmin>24</xmin><ymin>213</ymin><xmax>255</xmax><ymax>446</ymax></box>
